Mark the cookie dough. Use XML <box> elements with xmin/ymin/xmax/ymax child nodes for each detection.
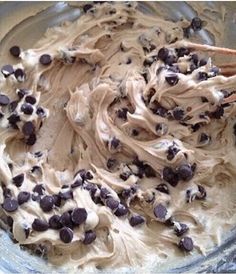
<box><xmin>1</xmin><ymin>1</ymin><xmax>236</xmax><ymax>270</ymax></box>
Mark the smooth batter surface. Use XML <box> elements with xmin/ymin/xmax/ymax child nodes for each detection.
<box><xmin>0</xmin><ymin>2</ymin><xmax>236</xmax><ymax>270</ymax></box>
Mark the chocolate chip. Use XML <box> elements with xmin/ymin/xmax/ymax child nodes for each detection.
<box><xmin>117</xmin><ymin>108</ymin><xmax>128</xmax><ymax>120</ymax></box>
<box><xmin>211</xmin><ymin>106</ymin><xmax>224</xmax><ymax>119</ymax></box>
<box><xmin>198</xmin><ymin>72</ymin><xmax>208</xmax><ymax>81</ymax></box>
<box><xmin>191</xmin><ymin>17</ymin><xmax>203</xmax><ymax>31</ymax></box>
<box><xmin>114</xmin><ymin>204</ymin><xmax>128</xmax><ymax>217</ymax></box>
<box><xmin>71</xmin><ymin>179</ymin><xmax>83</xmax><ymax>188</ymax></box>
<box><xmin>201</xmin><ymin>96</ymin><xmax>208</xmax><ymax>103</ymax></box>
<box><xmin>176</xmin><ymin>47</ymin><xmax>190</xmax><ymax>58</ymax></box>
<box><xmin>33</xmin><ymin>184</ymin><xmax>45</xmax><ymax>195</ymax></box>
<box><xmin>17</xmin><ymin>89</ymin><xmax>27</xmax><ymax>99</ymax></box>
<box><xmin>9</xmin><ymin>101</ymin><xmax>18</xmax><ymax>112</ymax></box>
<box><xmin>0</xmin><ymin>112</ymin><xmax>3</xmax><ymax>119</ymax></box>
<box><xmin>26</xmin><ymin>134</ymin><xmax>37</xmax><ymax>146</ymax></box>
<box><xmin>32</xmin><ymin>218</ymin><xmax>49</xmax><ymax>231</ymax></box>
<box><xmin>107</xmin><ymin>158</ymin><xmax>117</xmax><ymax>170</ymax></box>
<box><xmin>31</xmin><ymin>166</ymin><xmax>42</xmax><ymax>177</ymax></box>
<box><xmin>165</xmin><ymin>217</ymin><xmax>175</xmax><ymax>226</ymax></box>
<box><xmin>30</xmin><ymin>166</ymin><xmax>43</xmax><ymax>176</ymax></box>
<box><xmin>167</xmin><ymin>145</ymin><xmax>180</xmax><ymax>161</ymax></box>
<box><xmin>100</xmin><ymin>187</ymin><xmax>110</xmax><ymax>199</ymax></box>
<box><xmin>165</xmin><ymin>74</ymin><xmax>179</xmax><ymax>86</ymax></box>
<box><xmin>39</xmin><ymin>54</ymin><xmax>52</xmax><ymax>65</ymax></box>
<box><xmin>36</xmin><ymin>107</ymin><xmax>46</xmax><ymax>117</ymax></box>
<box><xmin>59</xmin><ymin>190</ymin><xmax>73</xmax><ymax>200</ymax></box>
<box><xmin>74</xmin><ymin>169</ymin><xmax>85</xmax><ymax>179</ymax></box>
<box><xmin>174</xmin><ymin>223</ymin><xmax>189</xmax><ymax>236</ymax></box>
<box><xmin>134</xmin><ymin>164</ymin><xmax>146</xmax><ymax>179</ymax></box>
<box><xmin>84</xmin><ymin>183</ymin><xmax>97</xmax><ymax>196</ymax></box>
<box><xmin>156</xmin><ymin>183</ymin><xmax>169</xmax><ymax>195</ymax></box>
<box><xmin>59</xmin><ymin>227</ymin><xmax>73</xmax><ymax>243</ymax></box>
<box><xmin>199</xmin><ymin>133</ymin><xmax>210</xmax><ymax>144</ymax></box>
<box><xmin>110</xmin><ymin>137</ymin><xmax>120</xmax><ymax>149</ymax></box>
<box><xmin>17</xmin><ymin>191</ymin><xmax>30</xmax><ymax>205</ymax></box>
<box><xmin>173</xmin><ymin>107</ymin><xmax>184</xmax><ymax>121</ymax></box>
<box><xmin>178</xmin><ymin>236</ymin><xmax>193</xmax><ymax>252</ymax></box>
<box><xmin>1</xmin><ymin>65</ymin><xmax>14</xmax><ymax>77</ymax></box>
<box><xmin>71</xmin><ymin>207</ymin><xmax>87</xmax><ymax>225</ymax></box>
<box><xmin>9</xmin><ymin>46</ymin><xmax>21</xmax><ymax>57</ymax></box>
<box><xmin>21</xmin><ymin>103</ymin><xmax>33</xmax><ymax>115</ymax></box>
<box><xmin>199</xmin><ymin>59</ymin><xmax>207</xmax><ymax>67</ymax></box>
<box><xmin>154</xmin><ymin>204</ymin><xmax>167</xmax><ymax>220</ymax></box>
<box><xmin>178</xmin><ymin>164</ymin><xmax>193</xmax><ymax>181</ymax></box>
<box><xmin>85</xmin><ymin>170</ymin><xmax>94</xmax><ymax>180</ymax></box>
<box><xmin>40</xmin><ymin>195</ymin><xmax>54</xmax><ymax>212</ymax></box>
<box><xmin>191</xmin><ymin>123</ymin><xmax>201</xmax><ymax>132</ymax></box>
<box><xmin>0</xmin><ymin>94</ymin><xmax>10</xmax><ymax>106</ymax></box>
<box><xmin>120</xmin><ymin>171</ymin><xmax>131</xmax><ymax>181</ymax></box>
<box><xmin>12</xmin><ymin>173</ymin><xmax>24</xmax><ymax>187</ymax></box>
<box><xmin>49</xmin><ymin>215</ymin><xmax>63</xmax><ymax>229</ymax></box>
<box><xmin>157</xmin><ymin>47</ymin><xmax>169</xmax><ymax>62</ymax></box>
<box><xmin>133</xmin><ymin>157</ymin><xmax>144</xmax><ymax>167</ymax></box>
<box><xmin>74</xmin><ymin>169</ymin><xmax>93</xmax><ymax>181</ymax></box>
<box><xmin>25</xmin><ymin>95</ymin><xmax>36</xmax><ymax>105</ymax></box>
<box><xmin>59</xmin><ymin>211</ymin><xmax>73</xmax><ymax>229</ymax></box>
<box><xmin>126</xmin><ymin>58</ymin><xmax>132</xmax><ymax>64</ymax></box>
<box><xmin>83</xmin><ymin>230</ymin><xmax>96</xmax><ymax>245</ymax></box>
<box><xmin>132</xmin><ymin>129</ymin><xmax>139</xmax><ymax>136</ymax></box>
<box><xmin>2</xmin><ymin>198</ymin><xmax>18</xmax><ymax>212</ymax></box>
<box><xmin>152</xmin><ymin>105</ymin><xmax>167</xmax><ymax>117</ymax></box>
<box><xmin>14</xmin><ymin>68</ymin><xmax>25</xmax><ymax>82</ymax></box>
<box><xmin>163</xmin><ymin>167</ymin><xmax>179</xmax><ymax>187</ymax></box>
<box><xmin>129</xmin><ymin>215</ymin><xmax>145</xmax><ymax>227</ymax></box>
<box><xmin>22</xmin><ymin>121</ymin><xmax>35</xmax><ymax>136</ymax></box>
<box><xmin>83</xmin><ymin>4</ymin><xmax>93</xmax><ymax>13</ymax></box>
<box><xmin>196</xmin><ymin>185</ymin><xmax>207</xmax><ymax>200</ymax></box>
<box><xmin>105</xmin><ymin>197</ymin><xmax>119</xmax><ymax>210</ymax></box>
<box><xmin>143</xmin><ymin>164</ymin><xmax>156</xmax><ymax>178</ymax></box>
<box><xmin>91</xmin><ymin>195</ymin><xmax>102</xmax><ymax>205</ymax></box>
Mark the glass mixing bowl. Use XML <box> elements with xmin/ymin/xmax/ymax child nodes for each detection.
<box><xmin>0</xmin><ymin>2</ymin><xmax>236</xmax><ymax>273</ymax></box>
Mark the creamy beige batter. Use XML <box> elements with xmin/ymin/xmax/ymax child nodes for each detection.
<box><xmin>1</xmin><ymin>1</ymin><xmax>236</xmax><ymax>270</ymax></box>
